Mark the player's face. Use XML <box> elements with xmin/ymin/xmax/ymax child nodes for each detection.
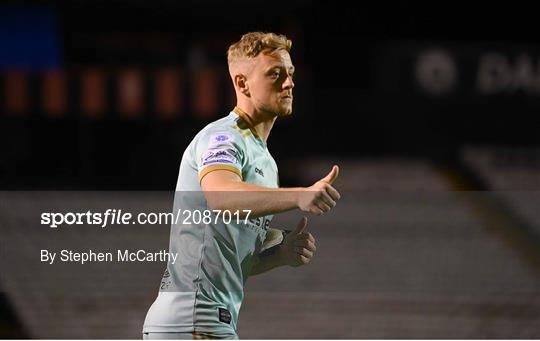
<box><xmin>249</xmin><ymin>49</ymin><xmax>295</xmax><ymax>117</ymax></box>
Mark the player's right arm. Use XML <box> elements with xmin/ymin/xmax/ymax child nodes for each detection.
<box><xmin>200</xmin><ymin>166</ymin><xmax>340</xmax><ymax>218</ymax></box>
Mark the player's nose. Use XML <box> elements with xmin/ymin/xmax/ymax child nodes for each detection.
<box><xmin>283</xmin><ymin>75</ymin><xmax>294</xmax><ymax>90</ymax></box>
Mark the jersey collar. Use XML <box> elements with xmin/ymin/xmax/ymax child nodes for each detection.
<box><xmin>232</xmin><ymin>106</ymin><xmax>260</xmax><ymax>139</ymax></box>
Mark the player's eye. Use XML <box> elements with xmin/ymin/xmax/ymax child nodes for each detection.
<box><xmin>271</xmin><ymin>71</ymin><xmax>280</xmax><ymax>78</ymax></box>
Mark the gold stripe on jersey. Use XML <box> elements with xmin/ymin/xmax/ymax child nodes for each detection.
<box><xmin>232</xmin><ymin>106</ymin><xmax>259</xmax><ymax>138</ymax></box>
<box><xmin>199</xmin><ymin>164</ymin><xmax>242</xmax><ymax>183</ymax></box>
<box><xmin>232</xmin><ymin>123</ymin><xmax>253</xmax><ymax>139</ymax></box>
<box><xmin>232</xmin><ymin>123</ymin><xmax>247</xmax><ymax>134</ymax></box>
<box><xmin>191</xmin><ymin>331</ymin><xmax>214</xmax><ymax>339</ymax></box>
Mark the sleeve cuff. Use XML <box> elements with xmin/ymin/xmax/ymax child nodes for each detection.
<box><xmin>199</xmin><ymin>164</ymin><xmax>242</xmax><ymax>183</ymax></box>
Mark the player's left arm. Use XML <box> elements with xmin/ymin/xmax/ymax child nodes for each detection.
<box><xmin>250</xmin><ymin>217</ymin><xmax>316</xmax><ymax>276</ymax></box>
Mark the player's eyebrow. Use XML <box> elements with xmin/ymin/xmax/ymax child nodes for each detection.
<box><xmin>266</xmin><ymin>65</ymin><xmax>295</xmax><ymax>73</ymax></box>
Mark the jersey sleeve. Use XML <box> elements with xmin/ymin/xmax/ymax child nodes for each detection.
<box><xmin>196</xmin><ymin>129</ymin><xmax>245</xmax><ymax>182</ymax></box>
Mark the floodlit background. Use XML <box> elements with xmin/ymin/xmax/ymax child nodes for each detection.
<box><xmin>0</xmin><ymin>1</ymin><xmax>539</xmax><ymax>338</ymax></box>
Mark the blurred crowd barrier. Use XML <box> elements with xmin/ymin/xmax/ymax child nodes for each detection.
<box><xmin>0</xmin><ymin>66</ymin><xmax>231</xmax><ymax>120</ymax></box>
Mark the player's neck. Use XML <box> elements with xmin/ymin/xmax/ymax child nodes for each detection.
<box><xmin>234</xmin><ymin>104</ymin><xmax>276</xmax><ymax>144</ymax></box>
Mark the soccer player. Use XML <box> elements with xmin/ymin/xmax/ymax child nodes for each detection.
<box><xmin>143</xmin><ymin>32</ymin><xmax>340</xmax><ymax>339</ymax></box>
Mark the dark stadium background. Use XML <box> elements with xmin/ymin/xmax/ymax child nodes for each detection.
<box><xmin>0</xmin><ymin>1</ymin><xmax>539</xmax><ymax>339</ymax></box>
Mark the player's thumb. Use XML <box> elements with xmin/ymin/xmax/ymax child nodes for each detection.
<box><xmin>320</xmin><ymin>165</ymin><xmax>339</xmax><ymax>185</ymax></box>
<box><xmin>293</xmin><ymin>216</ymin><xmax>308</xmax><ymax>234</ymax></box>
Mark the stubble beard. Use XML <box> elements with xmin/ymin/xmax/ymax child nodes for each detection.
<box><xmin>276</xmin><ymin>101</ymin><xmax>293</xmax><ymax>117</ymax></box>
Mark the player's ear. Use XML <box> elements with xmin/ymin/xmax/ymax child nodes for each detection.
<box><xmin>235</xmin><ymin>74</ymin><xmax>250</xmax><ymax>97</ymax></box>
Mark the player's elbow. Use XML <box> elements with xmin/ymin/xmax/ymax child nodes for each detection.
<box><xmin>204</xmin><ymin>192</ymin><xmax>227</xmax><ymax>211</ymax></box>
<box><xmin>204</xmin><ymin>192</ymin><xmax>230</xmax><ymax>211</ymax></box>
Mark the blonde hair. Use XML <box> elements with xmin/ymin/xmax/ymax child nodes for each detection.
<box><xmin>227</xmin><ymin>31</ymin><xmax>292</xmax><ymax>67</ymax></box>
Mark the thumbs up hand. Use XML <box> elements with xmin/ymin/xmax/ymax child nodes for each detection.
<box><xmin>297</xmin><ymin>165</ymin><xmax>341</xmax><ymax>215</ymax></box>
<box><xmin>320</xmin><ymin>165</ymin><xmax>339</xmax><ymax>185</ymax></box>
<box><xmin>278</xmin><ymin>217</ymin><xmax>317</xmax><ymax>267</ymax></box>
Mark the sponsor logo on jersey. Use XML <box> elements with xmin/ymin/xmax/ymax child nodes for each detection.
<box><xmin>202</xmin><ymin>148</ymin><xmax>237</xmax><ymax>166</ymax></box>
<box><xmin>246</xmin><ymin>216</ymin><xmax>271</xmax><ymax>230</ymax></box>
<box><xmin>208</xmin><ymin>132</ymin><xmax>234</xmax><ymax>147</ymax></box>
<box><xmin>255</xmin><ymin>167</ymin><xmax>264</xmax><ymax>177</ymax></box>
